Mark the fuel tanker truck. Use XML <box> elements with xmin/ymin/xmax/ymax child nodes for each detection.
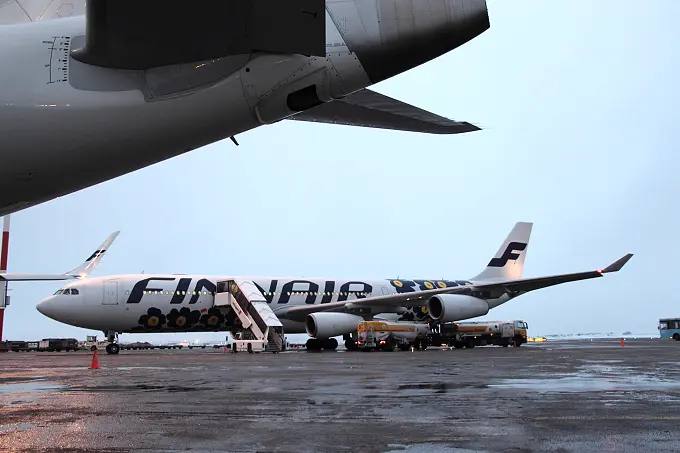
<box><xmin>429</xmin><ymin>320</ymin><xmax>528</xmax><ymax>348</ymax></box>
<box><xmin>354</xmin><ymin>319</ymin><xmax>528</xmax><ymax>351</ymax></box>
<box><xmin>355</xmin><ymin>320</ymin><xmax>430</xmax><ymax>351</ymax></box>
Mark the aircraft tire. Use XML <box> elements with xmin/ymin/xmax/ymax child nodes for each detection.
<box><xmin>322</xmin><ymin>338</ymin><xmax>338</xmax><ymax>350</ymax></box>
<box><xmin>345</xmin><ymin>340</ymin><xmax>359</xmax><ymax>351</ymax></box>
<box><xmin>306</xmin><ymin>338</ymin><xmax>323</xmax><ymax>351</ymax></box>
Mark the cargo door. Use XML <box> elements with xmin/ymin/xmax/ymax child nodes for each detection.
<box><xmin>103</xmin><ymin>281</ymin><xmax>119</xmax><ymax>305</ymax></box>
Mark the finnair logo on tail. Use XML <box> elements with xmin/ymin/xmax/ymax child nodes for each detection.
<box><xmin>488</xmin><ymin>242</ymin><xmax>527</xmax><ymax>267</ymax></box>
<box><xmin>86</xmin><ymin>249</ymin><xmax>105</xmax><ymax>262</ymax></box>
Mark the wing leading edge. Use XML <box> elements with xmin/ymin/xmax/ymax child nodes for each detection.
<box><xmin>287</xmin><ymin>89</ymin><xmax>480</xmax><ymax>134</ymax></box>
<box><xmin>277</xmin><ymin>253</ymin><xmax>633</xmax><ymax>322</ymax></box>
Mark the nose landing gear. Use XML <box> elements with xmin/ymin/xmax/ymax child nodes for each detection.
<box><xmin>105</xmin><ymin>331</ymin><xmax>120</xmax><ymax>355</ymax></box>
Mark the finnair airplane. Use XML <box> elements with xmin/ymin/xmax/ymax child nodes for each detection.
<box><xmin>0</xmin><ymin>0</ymin><xmax>490</xmax><ymax>217</ymax></box>
<box><xmin>3</xmin><ymin>222</ymin><xmax>632</xmax><ymax>354</ymax></box>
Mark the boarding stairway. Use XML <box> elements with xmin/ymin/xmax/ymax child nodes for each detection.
<box><xmin>214</xmin><ymin>279</ymin><xmax>285</xmax><ymax>353</ymax></box>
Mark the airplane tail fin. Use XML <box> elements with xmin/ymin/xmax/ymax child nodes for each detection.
<box><xmin>471</xmin><ymin>222</ymin><xmax>533</xmax><ymax>282</ymax></box>
<box><xmin>0</xmin><ymin>230</ymin><xmax>120</xmax><ymax>282</ymax></box>
<box><xmin>65</xmin><ymin>231</ymin><xmax>120</xmax><ymax>278</ymax></box>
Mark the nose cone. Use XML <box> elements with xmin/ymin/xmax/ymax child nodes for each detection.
<box><xmin>36</xmin><ymin>296</ymin><xmax>58</xmax><ymax>320</ymax></box>
<box><xmin>327</xmin><ymin>0</ymin><xmax>490</xmax><ymax>84</ymax></box>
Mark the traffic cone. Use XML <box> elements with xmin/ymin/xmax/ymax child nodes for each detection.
<box><xmin>90</xmin><ymin>350</ymin><xmax>100</xmax><ymax>369</ymax></box>
<box><xmin>620</xmin><ymin>337</ymin><xmax>625</xmax><ymax>347</ymax></box>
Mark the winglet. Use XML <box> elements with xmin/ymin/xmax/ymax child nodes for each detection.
<box><xmin>65</xmin><ymin>231</ymin><xmax>120</xmax><ymax>278</ymax></box>
<box><xmin>599</xmin><ymin>253</ymin><xmax>633</xmax><ymax>274</ymax></box>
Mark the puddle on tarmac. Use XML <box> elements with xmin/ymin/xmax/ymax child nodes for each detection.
<box><xmin>0</xmin><ymin>381</ymin><xmax>65</xmax><ymax>394</ymax></box>
<box><xmin>490</xmin><ymin>375</ymin><xmax>680</xmax><ymax>392</ymax></box>
<box><xmin>0</xmin><ymin>424</ymin><xmax>35</xmax><ymax>432</ymax></box>
<box><xmin>384</xmin><ymin>444</ymin><xmax>489</xmax><ymax>453</ymax></box>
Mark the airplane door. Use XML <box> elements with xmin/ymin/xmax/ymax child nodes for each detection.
<box><xmin>103</xmin><ymin>281</ymin><xmax>119</xmax><ymax>305</ymax></box>
<box><xmin>381</xmin><ymin>287</ymin><xmax>390</xmax><ymax>296</ymax></box>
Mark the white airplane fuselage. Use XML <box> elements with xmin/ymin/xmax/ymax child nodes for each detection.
<box><xmin>37</xmin><ymin>273</ymin><xmax>498</xmax><ymax>335</ymax></box>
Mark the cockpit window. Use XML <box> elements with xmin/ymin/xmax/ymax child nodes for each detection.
<box><xmin>54</xmin><ymin>287</ymin><xmax>80</xmax><ymax>295</ymax></box>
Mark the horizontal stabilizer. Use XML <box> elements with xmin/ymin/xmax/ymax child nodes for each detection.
<box><xmin>71</xmin><ymin>0</ymin><xmax>326</xmax><ymax>70</ymax></box>
<box><xmin>0</xmin><ymin>231</ymin><xmax>119</xmax><ymax>281</ymax></box>
<box><xmin>287</xmin><ymin>89</ymin><xmax>480</xmax><ymax>134</ymax></box>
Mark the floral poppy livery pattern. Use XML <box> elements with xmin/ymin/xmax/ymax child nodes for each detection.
<box><xmin>133</xmin><ymin>307</ymin><xmax>229</xmax><ymax>332</ymax></box>
<box><xmin>138</xmin><ymin>307</ymin><xmax>166</xmax><ymax>330</ymax></box>
<box><xmin>199</xmin><ymin>307</ymin><xmax>226</xmax><ymax>330</ymax></box>
<box><xmin>167</xmin><ymin>307</ymin><xmax>201</xmax><ymax>330</ymax></box>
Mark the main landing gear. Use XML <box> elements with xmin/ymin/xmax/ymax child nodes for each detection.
<box><xmin>306</xmin><ymin>338</ymin><xmax>338</xmax><ymax>351</ymax></box>
<box><xmin>105</xmin><ymin>331</ymin><xmax>120</xmax><ymax>355</ymax></box>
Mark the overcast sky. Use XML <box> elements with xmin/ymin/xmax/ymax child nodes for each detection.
<box><xmin>3</xmin><ymin>0</ymin><xmax>677</xmax><ymax>344</ymax></box>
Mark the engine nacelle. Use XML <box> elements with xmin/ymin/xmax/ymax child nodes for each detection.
<box><xmin>305</xmin><ymin>312</ymin><xmax>365</xmax><ymax>339</ymax></box>
<box><xmin>427</xmin><ymin>294</ymin><xmax>489</xmax><ymax>323</ymax></box>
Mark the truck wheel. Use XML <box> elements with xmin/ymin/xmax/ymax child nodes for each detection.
<box><xmin>453</xmin><ymin>342</ymin><xmax>465</xmax><ymax>349</ymax></box>
<box><xmin>381</xmin><ymin>343</ymin><xmax>395</xmax><ymax>352</ymax></box>
<box><xmin>673</xmin><ymin>333</ymin><xmax>680</xmax><ymax>341</ymax></box>
<box><xmin>345</xmin><ymin>340</ymin><xmax>359</xmax><ymax>351</ymax></box>
<box><xmin>514</xmin><ymin>336</ymin><xmax>523</xmax><ymax>347</ymax></box>
<box><xmin>398</xmin><ymin>344</ymin><xmax>410</xmax><ymax>351</ymax></box>
<box><xmin>247</xmin><ymin>343</ymin><xmax>253</xmax><ymax>354</ymax></box>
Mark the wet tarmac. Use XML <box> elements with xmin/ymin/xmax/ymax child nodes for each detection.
<box><xmin>1</xmin><ymin>338</ymin><xmax>680</xmax><ymax>453</ymax></box>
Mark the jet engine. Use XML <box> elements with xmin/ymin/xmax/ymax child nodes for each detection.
<box><xmin>427</xmin><ymin>294</ymin><xmax>489</xmax><ymax>323</ymax></box>
<box><xmin>305</xmin><ymin>312</ymin><xmax>365</xmax><ymax>339</ymax></box>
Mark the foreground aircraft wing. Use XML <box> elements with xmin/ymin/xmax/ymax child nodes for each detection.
<box><xmin>0</xmin><ymin>231</ymin><xmax>119</xmax><ymax>281</ymax></box>
<box><xmin>70</xmin><ymin>0</ymin><xmax>325</xmax><ymax>69</ymax></box>
<box><xmin>278</xmin><ymin>254</ymin><xmax>633</xmax><ymax>322</ymax></box>
<box><xmin>287</xmin><ymin>89</ymin><xmax>480</xmax><ymax>134</ymax></box>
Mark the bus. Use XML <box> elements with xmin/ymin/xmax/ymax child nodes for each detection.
<box><xmin>658</xmin><ymin>318</ymin><xmax>680</xmax><ymax>340</ymax></box>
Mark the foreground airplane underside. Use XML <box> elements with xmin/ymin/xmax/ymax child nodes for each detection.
<box><xmin>0</xmin><ymin>0</ymin><xmax>490</xmax><ymax>216</ymax></box>
<box><xmin>0</xmin><ymin>222</ymin><xmax>633</xmax><ymax>353</ymax></box>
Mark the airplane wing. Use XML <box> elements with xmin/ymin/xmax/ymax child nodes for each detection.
<box><xmin>286</xmin><ymin>89</ymin><xmax>480</xmax><ymax>134</ymax></box>
<box><xmin>278</xmin><ymin>254</ymin><xmax>633</xmax><ymax>322</ymax></box>
<box><xmin>0</xmin><ymin>231</ymin><xmax>119</xmax><ymax>281</ymax></box>
<box><xmin>71</xmin><ymin>0</ymin><xmax>325</xmax><ymax>70</ymax></box>
<box><xmin>474</xmin><ymin>254</ymin><xmax>634</xmax><ymax>294</ymax></box>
